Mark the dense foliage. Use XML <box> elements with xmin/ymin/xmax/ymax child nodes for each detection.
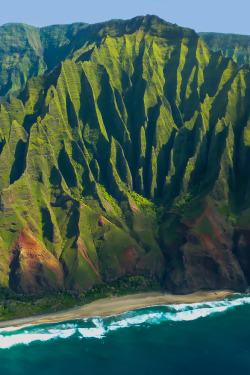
<box><xmin>199</xmin><ymin>32</ymin><xmax>250</xmax><ymax>66</ymax></box>
<box><xmin>0</xmin><ymin>15</ymin><xmax>249</xmax><ymax>298</ymax></box>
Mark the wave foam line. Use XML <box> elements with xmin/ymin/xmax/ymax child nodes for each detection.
<box><xmin>78</xmin><ymin>318</ymin><xmax>106</xmax><ymax>339</ymax></box>
<box><xmin>79</xmin><ymin>294</ymin><xmax>250</xmax><ymax>338</ymax></box>
<box><xmin>1</xmin><ymin>294</ymin><xmax>250</xmax><ymax>348</ymax></box>
<box><xmin>0</xmin><ymin>327</ymin><xmax>76</xmax><ymax>349</ymax></box>
<box><xmin>0</xmin><ymin>324</ymin><xmax>32</xmax><ymax>333</ymax></box>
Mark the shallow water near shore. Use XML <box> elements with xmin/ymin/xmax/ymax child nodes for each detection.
<box><xmin>0</xmin><ymin>293</ymin><xmax>250</xmax><ymax>374</ymax></box>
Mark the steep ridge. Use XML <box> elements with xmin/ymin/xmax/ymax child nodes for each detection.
<box><xmin>0</xmin><ymin>15</ymin><xmax>250</xmax><ymax>294</ymax></box>
<box><xmin>199</xmin><ymin>32</ymin><xmax>250</xmax><ymax>66</ymax></box>
<box><xmin>0</xmin><ymin>22</ymin><xmax>87</xmax><ymax>98</ymax></box>
<box><xmin>0</xmin><ymin>17</ymin><xmax>194</xmax><ymax>99</ymax></box>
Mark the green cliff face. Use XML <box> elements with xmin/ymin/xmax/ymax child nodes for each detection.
<box><xmin>199</xmin><ymin>32</ymin><xmax>250</xmax><ymax>66</ymax></box>
<box><xmin>0</xmin><ymin>15</ymin><xmax>250</xmax><ymax>295</ymax></box>
<box><xmin>0</xmin><ymin>22</ymin><xmax>87</xmax><ymax>99</ymax></box>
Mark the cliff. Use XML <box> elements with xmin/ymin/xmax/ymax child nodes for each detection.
<box><xmin>0</xmin><ymin>15</ymin><xmax>249</xmax><ymax>294</ymax></box>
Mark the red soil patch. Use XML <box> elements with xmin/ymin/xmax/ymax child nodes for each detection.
<box><xmin>187</xmin><ymin>205</ymin><xmax>210</xmax><ymax>227</ymax></box>
<box><xmin>10</xmin><ymin>228</ymin><xmax>63</xmax><ymax>293</ymax></box>
<box><xmin>77</xmin><ymin>237</ymin><xmax>100</xmax><ymax>278</ymax></box>
<box><xmin>128</xmin><ymin>200</ymin><xmax>139</xmax><ymax>213</ymax></box>
<box><xmin>123</xmin><ymin>246</ymin><xmax>137</xmax><ymax>264</ymax></box>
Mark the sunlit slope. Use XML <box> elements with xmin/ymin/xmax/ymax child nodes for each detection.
<box><xmin>0</xmin><ymin>15</ymin><xmax>250</xmax><ymax>294</ymax></box>
<box><xmin>199</xmin><ymin>32</ymin><xmax>250</xmax><ymax>66</ymax></box>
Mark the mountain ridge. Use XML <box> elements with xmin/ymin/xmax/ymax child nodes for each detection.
<box><xmin>0</xmin><ymin>15</ymin><xmax>249</xmax><ymax>296</ymax></box>
<box><xmin>0</xmin><ymin>15</ymin><xmax>197</xmax><ymax>99</ymax></box>
<box><xmin>199</xmin><ymin>31</ymin><xmax>250</xmax><ymax>66</ymax></box>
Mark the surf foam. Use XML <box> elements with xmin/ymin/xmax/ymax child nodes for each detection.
<box><xmin>1</xmin><ymin>293</ymin><xmax>250</xmax><ymax>348</ymax></box>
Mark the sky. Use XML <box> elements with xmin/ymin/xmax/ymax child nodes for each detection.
<box><xmin>0</xmin><ymin>0</ymin><xmax>249</xmax><ymax>35</ymax></box>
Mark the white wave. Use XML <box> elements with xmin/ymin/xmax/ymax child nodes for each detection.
<box><xmin>0</xmin><ymin>324</ymin><xmax>32</xmax><ymax>333</ymax></box>
<box><xmin>1</xmin><ymin>294</ymin><xmax>250</xmax><ymax>348</ymax></box>
<box><xmin>47</xmin><ymin>328</ymin><xmax>76</xmax><ymax>339</ymax></box>
<box><xmin>78</xmin><ymin>327</ymin><xmax>106</xmax><ymax>339</ymax></box>
<box><xmin>0</xmin><ymin>328</ymin><xmax>76</xmax><ymax>349</ymax></box>
<box><xmin>87</xmin><ymin>304</ymin><xmax>228</xmax><ymax>335</ymax></box>
<box><xmin>103</xmin><ymin>294</ymin><xmax>250</xmax><ymax>332</ymax></box>
<box><xmin>0</xmin><ymin>332</ymin><xmax>58</xmax><ymax>349</ymax></box>
<box><xmin>166</xmin><ymin>295</ymin><xmax>250</xmax><ymax>319</ymax></box>
<box><xmin>0</xmin><ymin>322</ymin><xmax>77</xmax><ymax>336</ymax></box>
<box><xmin>78</xmin><ymin>318</ymin><xmax>106</xmax><ymax>339</ymax></box>
<box><xmin>109</xmin><ymin>312</ymin><xmax>163</xmax><ymax>331</ymax></box>
<box><xmin>167</xmin><ymin>305</ymin><xmax>229</xmax><ymax>321</ymax></box>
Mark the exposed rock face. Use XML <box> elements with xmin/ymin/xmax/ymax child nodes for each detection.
<box><xmin>0</xmin><ymin>16</ymin><xmax>249</xmax><ymax>294</ymax></box>
<box><xmin>234</xmin><ymin>228</ymin><xmax>250</xmax><ymax>284</ymax></box>
<box><xmin>9</xmin><ymin>229</ymin><xmax>64</xmax><ymax>294</ymax></box>
<box><xmin>161</xmin><ymin>205</ymin><xmax>247</xmax><ymax>293</ymax></box>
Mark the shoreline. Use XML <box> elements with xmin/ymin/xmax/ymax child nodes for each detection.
<box><xmin>0</xmin><ymin>290</ymin><xmax>232</xmax><ymax>328</ymax></box>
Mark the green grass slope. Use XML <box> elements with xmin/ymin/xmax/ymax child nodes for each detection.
<box><xmin>0</xmin><ymin>22</ymin><xmax>87</xmax><ymax>99</ymax></box>
<box><xmin>0</xmin><ymin>16</ymin><xmax>249</xmax><ymax>296</ymax></box>
<box><xmin>199</xmin><ymin>32</ymin><xmax>250</xmax><ymax>66</ymax></box>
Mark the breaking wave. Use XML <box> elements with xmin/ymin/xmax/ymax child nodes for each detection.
<box><xmin>0</xmin><ymin>293</ymin><xmax>250</xmax><ymax>349</ymax></box>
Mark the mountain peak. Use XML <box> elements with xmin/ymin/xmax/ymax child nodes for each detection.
<box><xmin>80</xmin><ymin>14</ymin><xmax>197</xmax><ymax>42</ymax></box>
<box><xmin>0</xmin><ymin>15</ymin><xmax>249</xmax><ymax>298</ymax></box>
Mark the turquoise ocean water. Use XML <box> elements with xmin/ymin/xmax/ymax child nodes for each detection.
<box><xmin>0</xmin><ymin>293</ymin><xmax>250</xmax><ymax>374</ymax></box>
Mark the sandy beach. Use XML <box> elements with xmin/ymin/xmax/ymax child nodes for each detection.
<box><xmin>0</xmin><ymin>290</ymin><xmax>232</xmax><ymax>328</ymax></box>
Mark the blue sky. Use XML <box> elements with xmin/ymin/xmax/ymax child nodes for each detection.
<box><xmin>1</xmin><ymin>0</ymin><xmax>249</xmax><ymax>35</ymax></box>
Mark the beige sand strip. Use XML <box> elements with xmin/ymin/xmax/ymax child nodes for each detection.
<box><xmin>0</xmin><ymin>290</ymin><xmax>232</xmax><ymax>328</ymax></box>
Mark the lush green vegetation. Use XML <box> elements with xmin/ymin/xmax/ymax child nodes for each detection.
<box><xmin>199</xmin><ymin>32</ymin><xmax>250</xmax><ymax>66</ymax></box>
<box><xmin>0</xmin><ymin>22</ymin><xmax>87</xmax><ymax>99</ymax></box>
<box><xmin>0</xmin><ymin>276</ymin><xmax>160</xmax><ymax>321</ymax></box>
<box><xmin>0</xmin><ymin>15</ymin><xmax>249</xmax><ymax>299</ymax></box>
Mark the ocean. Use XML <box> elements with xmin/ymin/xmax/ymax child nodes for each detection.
<box><xmin>0</xmin><ymin>293</ymin><xmax>250</xmax><ymax>375</ymax></box>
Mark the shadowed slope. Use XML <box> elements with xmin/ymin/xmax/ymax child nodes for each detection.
<box><xmin>199</xmin><ymin>32</ymin><xmax>250</xmax><ymax>66</ymax></box>
<box><xmin>0</xmin><ymin>16</ymin><xmax>249</xmax><ymax>294</ymax></box>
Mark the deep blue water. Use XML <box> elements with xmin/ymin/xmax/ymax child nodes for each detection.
<box><xmin>0</xmin><ymin>293</ymin><xmax>250</xmax><ymax>375</ymax></box>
